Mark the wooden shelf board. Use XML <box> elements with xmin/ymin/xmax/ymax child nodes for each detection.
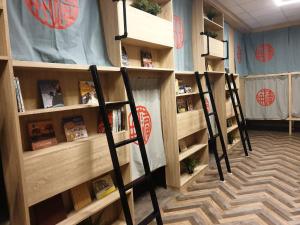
<box><xmin>176</xmin><ymin>92</ymin><xmax>199</xmax><ymax>97</ymax></box>
<box><xmin>204</xmin><ymin>17</ymin><xmax>223</xmax><ymax>31</ymax></box>
<box><xmin>0</xmin><ymin>56</ymin><xmax>9</xmax><ymax>61</ymax></box>
<box><xmin>227</xmin><ymin>124</ymin><xmax>238</xmax><ymax>134</ymax></box>
<box><xmin>57</xmin><ymin>190</ymin><xmax>131</xmax><ymax>225</ymax></box>
<box><xmin>23</xmin><ymin>131</ymin><xmax>126</xmax><ymax>160</ymax></box>
<box><xmin>206</xmin><ymin>71</ymin><xmax>225</xmax><ymax>74</ymax></box>
<box><xmin>111</xmin><ymin>220</ymin><xmax>126</xmax><ymax>225</ymax></box>
<box><xmin>126</xmin><ymin>66</ymin><xmax>173</xmax><ymax>73</ymax></box>
<box><xmin>12</xmin><ymin>60</ymin><xmax>120</xmax><ymax>72</ymax></box>
<box><xmin>18</xmin><ymin>101</ymin><xmax>127</xmax><ymax>117</ymax></box>
<box><xmin>179</xmin><ymin>144</ymin><xmax>207</xmax><ymax>161</ymax></box>
<box><xmin>180</xmin><ymin>164</ymin><xmax>207</xmax><ymax>186</ymax></box>
<box><xmin>175</xmin><ymin>71</ymin><xmax>195</xmax><ymax>75</ymax></box>
<box><xmin>227</xmin><ymin>114</ymin><xmax>236</xmax><ymax>119</ymax></box>
<box><xmin>289</xmin><ymin>117</ymin><xmax>300</xmax><ymax>121</ymax></box>
<box><xmin>228</xmin><ymin>139</ymin><xmax>241</xmax><ymax>151</ymax></box>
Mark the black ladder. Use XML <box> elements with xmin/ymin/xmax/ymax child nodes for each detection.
<box><xmin>225</xmin><ymin>73</ymin><xmax>252</xmax><ymax>156</ymax></box>
<box><xmin>90</xmin><ymin>65</ymin><xmax>163</xmax><ymax>225</ymax></box>
<box><xmin>195</xmin><ymin>72</ymin><xmax>231</xmax><ymax>181</ymax></box>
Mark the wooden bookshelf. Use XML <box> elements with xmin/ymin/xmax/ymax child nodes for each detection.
<box><xmin>179</xmin><ymin>143</ymin><xmax>207</xmax><ymax>161</ymax></box>
<box><xmin>204</xmin><ymin>17</ymin><xmax>223</xmax><ymax>31</ymax></box>
<box><xmin>57</xmin><ymin>190</ymin><xmax>131</xmax><ymax>225</ymax></box>
<box><xmin>226</xmin><ymin>75</ymin><xmax>241</xmax><ymax>151</ymax></box>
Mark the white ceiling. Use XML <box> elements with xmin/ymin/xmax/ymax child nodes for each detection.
<box><xmin>215</xmin><ymin>0</ymin><xmax>300</xmax><ymax>31</ymax></box>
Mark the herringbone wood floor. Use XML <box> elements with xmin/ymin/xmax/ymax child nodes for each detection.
<box><xmin>161</xmin><ymin>131</ymin><xmax>300</xmax><ymax>225</ymax></box>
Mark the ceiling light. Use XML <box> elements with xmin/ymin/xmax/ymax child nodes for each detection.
<box><xmin>274</xmin><ymin>0</ymin><xmax>300</xmax><ymax>6</ymax></box>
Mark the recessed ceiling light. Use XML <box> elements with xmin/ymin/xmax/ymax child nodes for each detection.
<box><xmin>274</xmin><ymin>0</ymin><xmax>300</xmax><ymax>6</ymax></box>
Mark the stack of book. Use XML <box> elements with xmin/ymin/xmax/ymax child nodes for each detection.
<box><xmin>14</xmin><ymin>77</ymin><xmax>25</xmax><ymax>112</ymax></box>
<box><xmin>98</xmin><ymin>109</ymin><xmax>124</xmax><ymax>133</ymax></box>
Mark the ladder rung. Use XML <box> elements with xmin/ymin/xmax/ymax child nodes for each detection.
<box><xmin>203</xmin><ymin>91</ymin><xmax>211</xmax><ymax>95</ymax></box>
<box><xmin>219</xmin><ymin>154</ymin><xmax>225</xmax><ymax>161</ymax></box>
<box><xmin>125</xmin><ymin>174</ymin><xmax>148</xmax><ymax>191</ymax></box>
<box><xmin>209</xmin><ymin>133</ymin><xmax>219</xmax><ymax>140</ymax></box>
<box><xmin>115</xmin><ymin>137</ymin><xmax>138</xmax><ymax>148</ymax></box>
<box><xmin>235</xmin><ymin>104</ymin><xmax>241</xmax><ymax>108</ymax></box>
<box><xmin>106</xmin><ymin>100</ymin><xmax>129</xmax><ymax>106</ymax></box>
<box><xmin>137</xmin><ymin>211</ymin><xmax>158</xmax><ymax>225</ymax></box>
<box><xmin>208</xmin><ymin>112</ymin><xmax>215</xmax><ymax>116</ymax></box>
<box><xmin>232</xmin><ymin>88</ymin><xmax>238</xmax><ymax>92</ymax></box>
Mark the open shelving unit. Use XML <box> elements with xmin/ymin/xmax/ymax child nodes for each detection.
<box><xmin>226</xmin><ymin>74</ymin><xmax>241</xmax><ymax>151</ymax></box>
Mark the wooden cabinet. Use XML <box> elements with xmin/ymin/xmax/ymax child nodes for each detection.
<box><xmin>203</xmin><ymin>37</ymin><xmax>224</xmax><ymax>59</ymax></box>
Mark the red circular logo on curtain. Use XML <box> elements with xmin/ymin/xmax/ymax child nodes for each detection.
<box><xmin>237</xmin><ymin>44</ymin><xmax>242</xmax><ymax>64</ymax></box>
<box><xmin>128</xmin><ymin>106</ymin><xmax>152</xmax><ymax>145</ymax></box>
<box><xmin>25</xmin><ymin>0</ymin><xmax>79</xmax><ymax>29</ymax></box>
<box><xmin>173</xmin><ymin>15</ymin><xmax>184</xmax><ymax>49</ymax></box>
<box><xmin>255</xmin><ymin>43</ymin><xmax>275</xmax><ymax>63</ymax></box>
<box><xmin>256</xmin><ymin>88</ymin><xmax>275</xmax><ymax>106</ymax></box>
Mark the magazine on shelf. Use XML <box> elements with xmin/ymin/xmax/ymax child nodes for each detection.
<box><xmin>38</xmin><ymin>80</ymin><xmax>64</xmax><ymax>108</ymax></box>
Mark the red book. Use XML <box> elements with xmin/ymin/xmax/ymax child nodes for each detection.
<box><xmin>98</xmin><ymin>111</ymin><xmax>113</xmax><ymax>133</ymax></box>
<box><xmin>33</xmin><ymin>194</ymin><xmax>67</xmax><ymax>225</ymax></box>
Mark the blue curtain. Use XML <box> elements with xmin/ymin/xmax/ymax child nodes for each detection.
<box><xmin>8</xmin><ymin>0</ymin><xmax>111</xmax><ymax>65</ymax></box>
<box><xmin>244</xmin><ymin>28</ymin><xmax>289</xmax><ymax>75</ymax></box>
<box><xmin>224</xmin><ymin>22</ymin><xmax>229</xmax><ymax>70</ymax></box>
<box><xmin>288</xmin><ymin>26</ymin><xmax>300</xmax><ymax>72</ymax></box>
<box><xmin>234</xmin><ymin>31</ymin><xmax>248</xmax><ymax>76</ymax></box>
<box><xmin>173</xmin><ymin>0</ymin><xmax>194</xmax><ymax>71</ymax></box>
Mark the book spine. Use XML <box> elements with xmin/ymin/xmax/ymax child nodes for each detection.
<box><xmin>14</xmin><ymin>77</ymin><xmax>21</xmax><ymax>112</ymax></box>
<box><xmin>16</xmin><ymin>77</ymin><xmax>25</xmax><ymax>112</ymax></box>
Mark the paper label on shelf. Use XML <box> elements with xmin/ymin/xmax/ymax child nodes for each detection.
<box><xmin>129</xmin><ymin>78</ymin><xmax>166</xmax><ymax>180</ymax></box>
<box><xmin>245</xmin><ymin>76</ymin><xmax>288</xmax><ymax>120</ymax></box>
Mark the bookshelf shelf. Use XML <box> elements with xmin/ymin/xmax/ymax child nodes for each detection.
<box><xmin>206</xmin><ymin>71</ymin><xmax>225</xmax><ymax>75</ymax></box>
<box><xmin>179</xmin><ymin>143</ymin><xmax>207</xmax><ymax>161</ymax></box>
<box><xmin>18</xmin><ymin>101</ymin><xmax>127</xmax><ymax>117</ymax></box>
<box><xmin>0</xmin><ymin>55</ymin><xmax>8</xmax><ymax>60</ymax></box>
<box><xmin>175</xmin><ymin>71</ymin><xmax>195</xmax><ymax>75</ymax></box>
<box><xmin>180</xmin><ymin>164</ymin><xmax>207</xmax><ymax>186</ymax></box>
<box><xmin>57</xmin><ymin>190</ymin><xmax>131</xmax><ymax>225</ymax></box>
<box><xmin>176</xmin><ymin>92</ymin><xmax>199</xmax><ymax>98</ymax></box>
<box><xmin>126</xmin><ymin>66</ymin><xmax>173</xmax><ymax>73</ymax></box>
<box><xmin>23</xmin><ymin>131</ymin><xmax>129</xmax><ymax>206</ymax></box>
<box><xmin>177</xmin><ymin>110</ymin><xmax>206</xmax><ymax>140</ymax></box>
<box><xmin>228</xmin><ymin>138</ymin><xmax>241</xmax><ymax>151</ymax></box>
<box><xmin>12</xmin><ymin>60</ymin><xmax>120</xmax><ymax>73</ymax></box>
<box><xmin>204</xmin><ymin>17</ymin><xmax>223</xmax><ymax>31</ymax></box>
<box><xmin>227</xmin><ymin>124</ymin><xmax>238</xmax><ymax>134</ymax></box>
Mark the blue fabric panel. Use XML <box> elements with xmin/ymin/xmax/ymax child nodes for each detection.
<box><xmin>224</xmin><ymin>22</ymin><xmax>229</xmax><ymax>70</ymax></box>
<box><xmin>8</xmin><ymin>0</ymin><xmax>111</xmax><ymax>66</ymax></box>
<box><xmin>173</xmin><ymin>0</ymin><xmax>194</xmax><ymax>71</ymax></box>
<box><xmin>288</xmin><ymin>25</ymin><xmax>300</xmax><ymax>72</ymax></box>
<box><xmin>244</xmin><ymin>28</ymin><xmax>289</xmax><ymax>75</ymax></box>
<box><xmin>234</xmin><ymin>31</ymin><xmax>248</xmax><ymax>76</ymax></box>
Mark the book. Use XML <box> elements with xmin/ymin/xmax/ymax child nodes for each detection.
<box><xmin>28</xmin><ymin>120</ymin><xmax>58</xmax><ymax>150</ymax></box>
<box><xmin>98</xmin><ymin>109</ymin><xmax>123</xmax><ymax>133</ymax></box>
<box><xmin>177</xmin><ymin>98</ymin><xmax>187</xmax><ymax>113</ymax></box>
<box><xmin>14</xmin><ymin>77</ymin><xmax>25</xmax><ymax>112</ymax></box>
<box><xmin>33</xmin><ymin>194</ymin><xmax>67</xmax><ymax>225</ymax></box>
<box><xmin>79</xmin><ymin>81</ymin><xmax>98</xmax><ymax>105</ymax></box>
<box><xmin>92</xmin><ymin>174</ymin><xmax>116</xmax><ymax>200</ymax></box>
<box><xmin>186</xmin><ymin>97</ymin><xmax>193</xmax><ymax>111</ymax></box>
<box><xmin>122</xmin><ymin>46</ymin><xmax>129</xmax><ymax>66</ymax></box>
<box><xmin>141</xmin><ymin>50</ymin><xmax>153</xmax><ymax>67</ymax></box>
<box><xmin>63</xmin><ymin>116</ymin><xmax>88</xmax><ymax>142</ymax></box>
<box><xmin>38</xmin><ymin>80</ymin><xmax>64</xmax><ymax>108</ymax></box>
<box><xmin>98</xmin><ymin>111</ymin><xmax>113</xmax><ymax>133</ymax></box>
<box><xmin>70</xmin><ymin>183</ymin><xmax>92</xmax><ymax>211</ymax></box>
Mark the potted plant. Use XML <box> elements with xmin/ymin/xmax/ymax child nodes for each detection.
<box><xmin>206</xmin><ymin>9</ymin><xmax>217</xmax><ymax>21</ymax></box>
<box><xmin>207</xmin><ymin>31</ymin><xmax>218</xmax><ymax>39</ymax></box>
<box><xmin>183</xmin><ymin>158</ymin><xmax>198</xmax><ymax>174</ymax></box>
<box><xmin>131</xmin><ymin>0</ymin><xmax>162</xmax><ymax>16</ymax></box>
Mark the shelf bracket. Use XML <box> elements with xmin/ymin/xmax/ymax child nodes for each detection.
<box><xmin>222</xmin><ymin>40</ymin><xmax>229</xmax><ymax>60</ymax></box>
<box><xmin>113</xmin><ymin>0</ymin><xmax>128</xmax><ymax>40</ymax></box>
<box><xmin>200</xmin><ymin>32</ymin><xmax>210</xmax><ymax>57</ymax></box>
